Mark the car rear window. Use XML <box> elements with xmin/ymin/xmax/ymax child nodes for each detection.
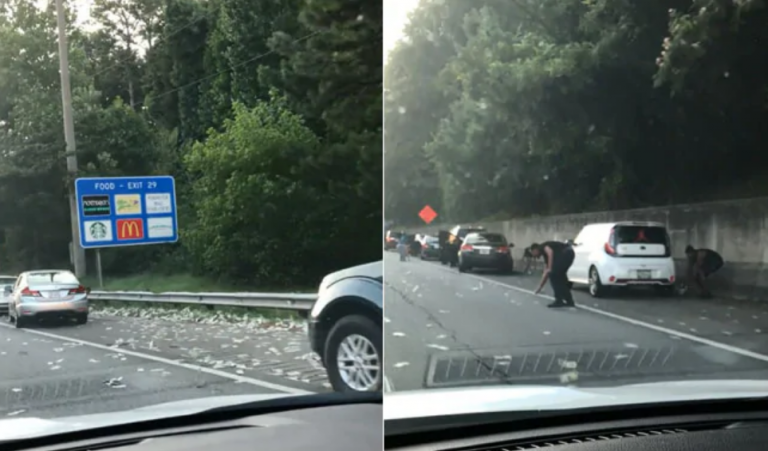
<box><xmin>458</xmin><ymin>228</ymin><xmax>484</xmax><ymax>239</ymax></box>
<box><xmin>0</xmin><ymin>277</ymin><xmax>16</xmax><ymax>285</ymax></box>
<box><xmin>469</xmin><ymin>233</ymin><xmax>507</xmax><ymax>244</ymax></box>
<box><xmin>615</xmin><ymin>226</ymin><xmax>668</xmax><ymax>245</ymax></box>
<box><xmin>28</xmin><ymin>272</ymin><xmax>79</xmax><ymax>285</ymax></box>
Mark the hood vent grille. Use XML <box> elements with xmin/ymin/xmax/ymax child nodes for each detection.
<box><xmin>447</xmin><ymin>426</ymin><xmax>705</xmax><ymax>451</ymax></box>
<box><xmin>499</xmin><ymin>428</ymin><xmax>688</xmax><ymax>450</ymax></box>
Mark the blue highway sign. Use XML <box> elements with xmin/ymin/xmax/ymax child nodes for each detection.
<box><xmin>75</xmin><ymin>176</ymin><xmax>178</xmax><ymax>249</ymax></box>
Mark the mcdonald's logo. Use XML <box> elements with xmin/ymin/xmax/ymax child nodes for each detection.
<box><xmin>116</xmin><ymin>219</ymin><xmax>144</xmax><ymax>240</ymax></box>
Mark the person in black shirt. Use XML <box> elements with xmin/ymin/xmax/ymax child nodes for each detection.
<box><xmin>685</xmin><ymin>245</ymin><xmax>723</xmax><ymax>298</ymax></box>
<box><xmin>531</xmin><ymin>241</ymin><xmax>576</xmax><ymax>308</ymax></box>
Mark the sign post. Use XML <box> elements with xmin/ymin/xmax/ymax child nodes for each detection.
<box><xmin>96</xmin><ymin>249</ymin><xmax>103</xmax><ymax>288</ymax></box>
<box><xmin>75</xmin><ymin>176</ymin><xmax>179</xmax><ymax>283</ymax></box>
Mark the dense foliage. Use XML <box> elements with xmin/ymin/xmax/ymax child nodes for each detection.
<box><xmin>0</xmin><ymin>0</ymin><xmax>382</xmax><ymax>286</ymax></box>
<box><xmin>384</xmin><ymin>0</ymin><xmax>768</xmax><ymax>225</ymax></box>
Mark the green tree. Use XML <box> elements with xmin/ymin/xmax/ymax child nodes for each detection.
<box><xmin>385</xmin><ymin>0</ymin><xmax>768</xmax><ymax>225</ymax></box>
<box><xmin>185</xmin><ymin>95</ymin><xmax>332</xmax><ymax>284</ymax></box>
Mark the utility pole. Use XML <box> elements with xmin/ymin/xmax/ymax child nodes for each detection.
<box><xmin>55</xmin><ymin>0</ymin><xmax>86</xmax><ymax>278</ymax></box>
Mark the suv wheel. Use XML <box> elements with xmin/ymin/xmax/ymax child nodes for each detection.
<box><xmin>324</xmin><ymin>315</ymin><xmax>382</xmax><ymax>393</ymax></box>
<box><xmin>14</xmin><ymin>313</ymin><xmax>27</xmax><ymax>329</ymax></box>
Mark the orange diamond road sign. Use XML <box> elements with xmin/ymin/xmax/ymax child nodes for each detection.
<box><xmin>419</xmin><ymin>205</ymin><xmax>438</xmax><ymax>224</ymax></box>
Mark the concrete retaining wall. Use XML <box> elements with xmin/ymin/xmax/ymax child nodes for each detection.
<box><xmin>403</xmin><ymin>197</ymin><xmax>768</xmax><ymax>300</ymax></box>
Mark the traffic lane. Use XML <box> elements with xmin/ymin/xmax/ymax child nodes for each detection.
<box><xmin>28</xmin><ymin>310</ymin><xmax>331</xmax><ymax>393</ymax></box>
<box><xmin>465</xmin><ymin>264</ymin><xmax>768</xmax><ymax>355</ymax></box>
<box><xmin>0</xmin><ymin>323</ymin><xmax>288</xmax><ymax>419</ymax></box>
<box><xmin>384</xmin><ymin>253</ymin><xmax>768</xmax><ymax>391</ymax></box>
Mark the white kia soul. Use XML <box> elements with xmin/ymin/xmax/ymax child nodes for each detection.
<box><xmin>567</xmin><ymin>221</ymin><xmax>676</xmax><ymax>297</ymax></box>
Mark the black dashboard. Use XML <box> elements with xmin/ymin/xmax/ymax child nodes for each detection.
<box><xmin>10</xmin><ymin>402</ymin><xmax>381</xmax><ymax>451</ymax></box>
<box><xmin>385</xmin><ymin>401</ymin><xmax>768</xmax><ymax>451</ymax></box>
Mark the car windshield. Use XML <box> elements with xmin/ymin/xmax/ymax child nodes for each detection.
<box><xmin>0</xmin><ymin>0</ymin><xmax>381</xmax><ymax>427</ymax></box>
<box><xmin>382</xmin><ymin>0</ymin><xmax>767</xmax><ymax>417</ymax></box>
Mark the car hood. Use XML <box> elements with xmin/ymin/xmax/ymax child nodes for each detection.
<box><xmin>384</xmin><ymin>380</ymin><xmax>768</xmax><ymax>420</ymax></box>
<box><xmin>0</xmin><ymin>393</ymin><xmax>297</xmax><ymax>441</ymax></box>
<box><xmin>320</xmin><ymin>261</ymin><xmax>382</xmax><ymax>291</ymax></box>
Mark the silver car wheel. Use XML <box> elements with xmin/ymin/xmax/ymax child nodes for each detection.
<box><xmin>336</xmin><ymin>333</ymin><xmax>380</xmax><ymax>391</ymax></box>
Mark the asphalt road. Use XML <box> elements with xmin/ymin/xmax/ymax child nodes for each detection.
<box><xmin>384</xmin><ymin>251</ymin><xmax>768</xmax><ymax>391</ymax></box>
<box><xmin>0</xmin><ymin>309</ymin><xmax>329</xmax><ymax>419</ymax></box>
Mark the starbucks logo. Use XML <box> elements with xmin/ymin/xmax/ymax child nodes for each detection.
<box><xmin>89</xmin><ymin>222</ymin><xmax>107</xmax><ymax>239</ymax></box>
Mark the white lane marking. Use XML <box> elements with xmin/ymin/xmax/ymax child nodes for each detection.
<box><xmin>383</xmin><ymin>375</ymin><xmax>393</xmax><ymax>393</ymax></box>
<box><xmin>461</xmin><ymin>271</ymin><xmax>768</xmax><ymax>364</ymax></box>
<box><xmin>0</xmin><ymin>323</ymin><xmax>315</xmax><ymax>395</ymax></box>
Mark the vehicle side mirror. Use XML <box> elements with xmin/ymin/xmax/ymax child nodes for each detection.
<box><xmin>86</xmin><ymin>287</ymin><xmax>92</xmax><ymax>294</ymax></box>
<box><xmin>4</xmin><ymin>286</ymin><xmax>11</xmax><ymax>295</ymax></box>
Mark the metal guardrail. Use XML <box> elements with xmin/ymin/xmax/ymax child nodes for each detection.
<box><xmin>89</xmin><ymin>290</ymin><xmax>318</xmax><ymax>311</ymax></box>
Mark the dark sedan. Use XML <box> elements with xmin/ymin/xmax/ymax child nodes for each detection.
<box><xmin>457</xmin><ymin>232</ymin><xmax>514</xmax><ymax>274</ymax></box>
<box><xmin>419</xmin><ymin>235</ymin><xmax>440</xmax><ymax>260</ymax></box>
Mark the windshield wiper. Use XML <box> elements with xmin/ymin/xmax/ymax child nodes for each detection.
<box><xmin>202</xmin><ymin>391</ymin><xmax>381</xmax><ymax>415</ymax></box>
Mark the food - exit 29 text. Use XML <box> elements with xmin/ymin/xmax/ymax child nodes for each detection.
<box><xmin>92</xmin><ymin>181</ymin><xmax>159</xmax><ymax>191</ymax></box>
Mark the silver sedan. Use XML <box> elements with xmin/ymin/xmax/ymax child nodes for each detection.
<box><xmin>7</xmin><ymin>270</ymin><xmax>91</xmax><ymax>328</ymax></box>
<box><xmin>0</xmin><ymin>274</ymin><xmax>17</xmax><ymax>315</ymax></box>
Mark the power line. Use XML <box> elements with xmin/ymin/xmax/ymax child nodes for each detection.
<box><xmin>90</xmin><ymin>9</ymin><xmax>213</xmax><ymax>79</ymax></box>
<box><xmin>0</xmin><ymin>29</ymin><xmax>323</xmax><ymax>151</ymax></box>
<box><xmin>136</xmin><ymin>29</ymin><xmax>321</xmax><ymax>109</ymax></box>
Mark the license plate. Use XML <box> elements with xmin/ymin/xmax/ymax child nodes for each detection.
<box><xmin>637</xmin><ymin>270</ymin><xmax>652</xmax><ymax>279</ymax></box>
<box><xmin>479</xmin><ymin>249</ymin><xmax>490</xmax><ymax>255</ymax></box>
<box><xmin>47</xmin><ymin>291</ymin><xmax>60</xmax><ymax>299</ymax></box>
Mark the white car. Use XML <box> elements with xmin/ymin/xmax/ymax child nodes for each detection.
<box><xmin>567</xmin><ymin>221</ymin><xmax>676</xmax><ymax>297</ymax></box>
<box><xmin>0</xmin><ymin>274</ymin><xmax>17</xmax><ymax>315</ymax></box>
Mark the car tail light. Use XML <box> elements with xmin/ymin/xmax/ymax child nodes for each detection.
<box><xmin>68</xmin><ymin>285</ymin><xmax>87</xmax><ymax>295</ymax></box>
<box><xmin>604</xmin><ymin>228</ymin><xmax>617</xmax><ymax>256</ymax></box>
<box><xmin>21</xmin><ymin>287</ymin><xmax>40</xmax><ymax>297</ymax></box>
<box><xmin>496</xmin><ymin>246</ymin><xmax>509</xmax><ymax>253</ymax></box>
<box><xmin>460</xmin><ymin>244</ymin><xmax>473</xmax><ymax>251</ymax></box>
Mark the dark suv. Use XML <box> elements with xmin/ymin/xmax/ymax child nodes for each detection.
<box><xmin>308</xmin><ymin>261</ymin><xmax>382</xmax><ymax>392</ymax></box>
